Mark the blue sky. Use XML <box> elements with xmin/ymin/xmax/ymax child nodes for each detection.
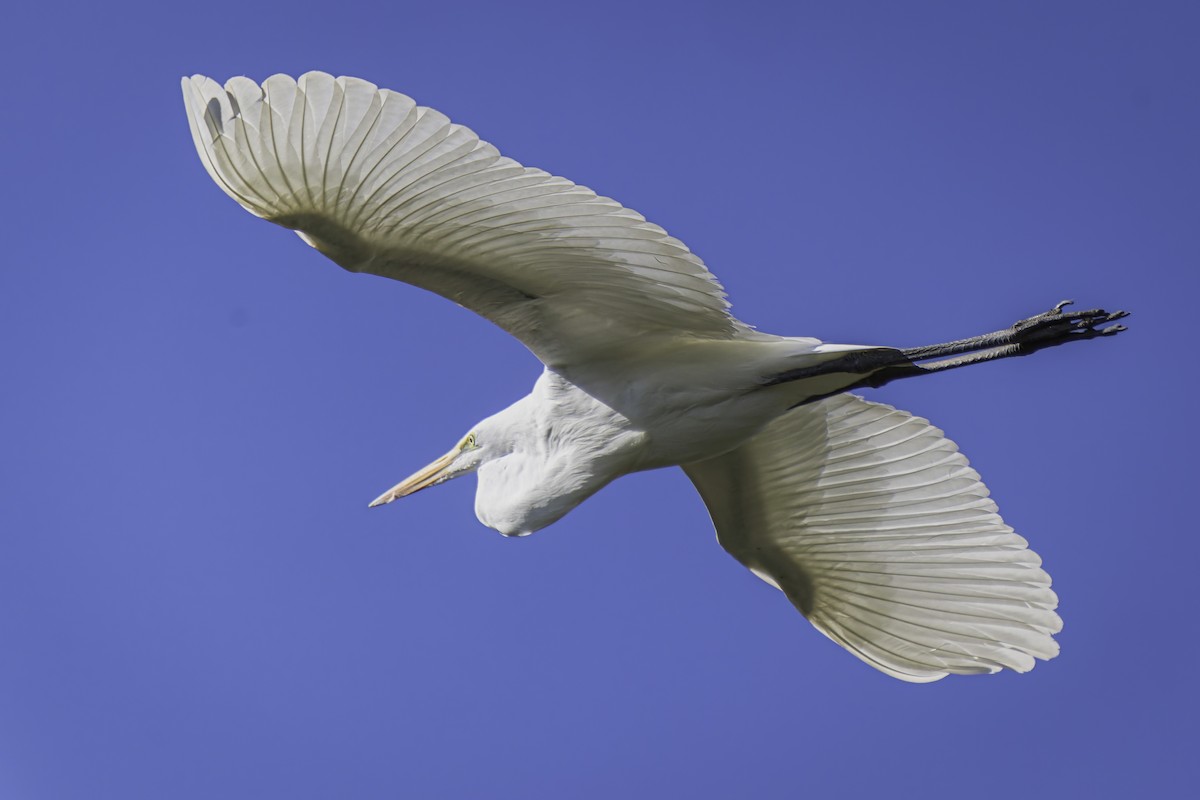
<box><xmin>2</xmin><ymin>1</ymin><xmax>1196</xmax><ymax>797</ymax></box>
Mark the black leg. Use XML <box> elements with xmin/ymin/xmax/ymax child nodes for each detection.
<box><xmin>899</xmin><ymin>301</ymin><xmax>1127</xmax><ymax>364</ymax></box>
<box><xmin>896</xmin><ymin>300</ymin><xmax>1127</xmax><ymax>372</ymax></box>
<box><xmin>765</xmin><ymin>301</ymin><xmax>1129</xmax><ymax>401</ymax></box>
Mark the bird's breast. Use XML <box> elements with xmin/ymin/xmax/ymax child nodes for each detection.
<box><xmin>557</xmin><ymin>336</ymin><xmax>832</xmax><ymax>468</ymax></box>
<box><xmin>633</xmin><ymin>388</ymin><xmax>786</xmax><ymax>468</ymax></box>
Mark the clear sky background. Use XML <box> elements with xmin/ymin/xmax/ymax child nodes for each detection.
<box><xmin>1</xmin><ymin>1</ymin><xmax>1196</xmax><ymax>797</ymax></box>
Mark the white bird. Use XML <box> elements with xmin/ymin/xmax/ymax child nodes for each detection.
<box><xmin>182</xmin><ymin>72</ymin><xmax>1127</xmax><ymax>682</ymax></box>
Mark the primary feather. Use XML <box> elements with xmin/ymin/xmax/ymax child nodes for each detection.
<box><xmin>182</xmin><ymin>71</ymin><xmax>749</xmax><ymax>367</ymax></box>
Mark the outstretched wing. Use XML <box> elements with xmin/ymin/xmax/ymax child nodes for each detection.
<box><xmin>182</xmin><ymin>72</ymin><xmax>750</xmax><ymax>367</ymax></box>
<box><xmin>683</xmin><ymin>394</ymin><xmax>1061</xmax><ymax>682</ymax></box>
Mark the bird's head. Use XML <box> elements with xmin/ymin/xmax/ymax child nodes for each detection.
<box><xmin>368</xmin><ymin>429</ymin><xmax>488</xmax><ymax>508</ymax></box>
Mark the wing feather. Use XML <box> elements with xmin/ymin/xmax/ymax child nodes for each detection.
<box><xmin>182</xmin><ymin>72</ymin><xmax>749</xmax><ymax>366</ymax></box>
<box><xmin>683</xmin><ymin>394</ymin><xmax>1061</xmax><ymax>682</ymax></box>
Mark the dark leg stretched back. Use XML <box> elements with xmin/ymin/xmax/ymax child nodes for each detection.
<box><xmin>898</xmin><ymin>301</ymin><xmax>1127</xmax><ymax>366</ymax></box>
<box><xmin>764</xmin><ymin>300</ymin><xmax>1129</xmax><ymax>403</ymax></box>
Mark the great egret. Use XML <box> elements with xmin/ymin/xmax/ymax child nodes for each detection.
<box><xmin>182</xmin><ymin>72</ymin><xmax>1126</xmax><ymax>682</ymax></box>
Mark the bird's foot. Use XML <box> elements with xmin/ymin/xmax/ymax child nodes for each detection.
<box><xmin>1010</xmin><ymin>300</ymin><xmax>1129</xmax><ymax>352</ymax></box>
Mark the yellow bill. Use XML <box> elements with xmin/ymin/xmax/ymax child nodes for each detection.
<box><xmin>368</xmin><ymin>448</ymin><xmax>460</xmax><ymax>508</ymax></box>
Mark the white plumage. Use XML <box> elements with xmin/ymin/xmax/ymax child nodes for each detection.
<box><xmin>686</xmin><ymin>394</ymin><xmax>1059</xmax><ymax>681</ymax></box>
<box><xmin>183</xmin><ymin>71</ymin><xmax>747</xmax><ymax>367</ymax></box>
<box><xmin>182</xmin><ymin>71</ymin><xmax>1125</xmax><ymax>682</ymax></box>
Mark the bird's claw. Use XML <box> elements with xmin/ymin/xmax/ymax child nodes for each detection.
<box><xmin>1010</xmin><ymin>302</ymin><xmax>1130</xmax><ymax>350</ymax></box>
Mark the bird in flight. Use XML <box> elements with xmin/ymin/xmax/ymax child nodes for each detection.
<box><xmin>182</xmin><ymin>72</ymin><xmax>1127</xmax><ymax>682</ymax></box>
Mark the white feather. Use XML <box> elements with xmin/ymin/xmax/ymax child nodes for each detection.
<box><xmin>182</xmin><ymin>71</ymin><xmax>751</xmax><ymax>367</ymax></box>
<box><xmin>684</xmin><ymin>394</ymin><xmax>1061</xmax><ymax>682</ymax></box>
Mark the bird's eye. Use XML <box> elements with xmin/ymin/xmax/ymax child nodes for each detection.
<box><xmin>464</xmin><ymin>434</ymin><xmax>477</xmax><ymax>449</ymax></box>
